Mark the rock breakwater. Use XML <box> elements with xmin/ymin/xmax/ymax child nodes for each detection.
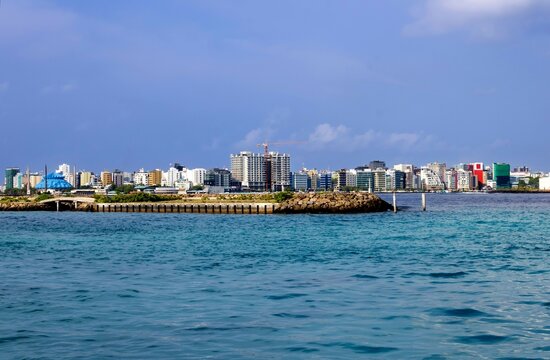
<box><xmin>275</xmin><ymin>192</ymin><xmax>392</xmax><ymax>214</ymax></box>
<box><xmin>0</xmin><ymin>202</ymin><xmax>51</xmax><ymax>211</ymax></box>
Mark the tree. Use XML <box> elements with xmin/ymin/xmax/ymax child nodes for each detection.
<box><xmin>528</xmin><ymin>177</ymin><xmax>539</xmax><ymax>188</ymax></box>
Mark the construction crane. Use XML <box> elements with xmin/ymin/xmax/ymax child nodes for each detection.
<box><xmin>256</xmin><ymin>140</ymin><xmax>305</xmax><ymax>192</ymax></box>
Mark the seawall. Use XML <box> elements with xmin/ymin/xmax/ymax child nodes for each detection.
<box><xmin>0</xmin><ymin>192</ymin><xmax>392</xmax><ymax>214</ymax></box>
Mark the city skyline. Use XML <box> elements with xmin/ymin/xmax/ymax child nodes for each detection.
<box><xmin>4</xmin><ymin>153</ymin><xmax>548</xmax><ymax>193</ymax></box>
<box><xmin>1</xmin><ymin>1</ymin><xmax>550</xmax><ymax>172</ymax></box>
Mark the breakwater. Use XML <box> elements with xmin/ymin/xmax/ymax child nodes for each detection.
<box><xmin>0</xmin><ymin>202</ymin><xmax>51</xmax><ymax>211</ymax></box>
<box><xmin>0</xmin><ymin>192</ymin><xmax>392</xmax><ymax>214</ymax></box>
<box><xmin>276</xmin><ymin>192</ymin><xmax>392</xmax><ymax>213</ymax></box>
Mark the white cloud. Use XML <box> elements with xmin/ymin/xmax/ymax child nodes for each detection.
<box><xmin>387</xmin><ymin>132</ymin><xmax>421</xmax><ymax>147</ymax></box>
<box><xmin>404</xmin><ymin>0</ymin><xmax>550</xmax><ymax>38</ymax></box>
<box><xmin>40</xmin><ymin>83</ymin><xmax>78</xmax><ymax>94</ymax></box>
<box><xmin>306</xmin><ymin>123</ymin><xmax>435</xmax><ymax>152</ymax></box>
<box><xmin>235</xmin><ymin>109</ymin><xmax>291</xmax><ymax>149</ymax></box>
<box><xmin>61</xmin><ymin>83</ymin><xmax>77</xmax><ymax>93</ymax></box>
<box><xmin>308</xmin><ymin>123</ymin><xmax>349</xmax><ymax>144</ymax></box>
<box><xmin>0</xmin><ymin>82</ymin><xmax>8</xmax><ymax>92</ymax></box>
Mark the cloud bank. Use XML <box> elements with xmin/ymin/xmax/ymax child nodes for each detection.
<box><xmin>404</xmin><ymin>0</ymin><xmax>550</xmax><ymax>39</ymax></box>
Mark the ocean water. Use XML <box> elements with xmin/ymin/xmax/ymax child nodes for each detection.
<box><xmin>1</xmin><ymin>193</ymin><xmax>549</xmax><ymax>359</ymax></box>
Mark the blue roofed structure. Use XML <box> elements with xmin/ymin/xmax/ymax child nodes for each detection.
<box><xmin>35</xmin><ymin>172</ymin><xmax>73</xmax><ymax>190</ymax></box>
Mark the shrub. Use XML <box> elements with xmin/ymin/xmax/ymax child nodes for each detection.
<box><xmin>273</xmin><ymin>191</ymin><xmax>294</xmax><ymax>203</ymax></box>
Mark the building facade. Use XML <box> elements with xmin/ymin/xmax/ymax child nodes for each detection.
<box><xmin>269</xmin><ymin>152</ymin><xmax>291</xmax><ymax>191</ymax></box>
<box><xmin>493</xmin><ymin>163</ymin><xmax>511</xmax><ymax>189</ymax></box>
<box><xmin>230</xmin><ymin>152</ymin><xmax>265</xmax><ymax>191</ymax></box>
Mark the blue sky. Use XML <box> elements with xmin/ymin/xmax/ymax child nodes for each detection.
<box><xmin>1</xmin><ymin>0</ymin><xmax>549</xmax><ymax>173</ymax></box>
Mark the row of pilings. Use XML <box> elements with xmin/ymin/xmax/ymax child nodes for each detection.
<box><xmin>87</xmin><ymin>203</ymin><xmax>277</xmax><ymax>214</ymax></box>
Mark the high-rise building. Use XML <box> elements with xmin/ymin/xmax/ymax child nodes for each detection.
<box><xmin>163</xmin><ymin>167</ymin><xmax>180</xmax><ymax>187</ymax></box>
<box><xmin>133</xmin><ymin>169</ymin><xmax>149</xmax><ymax>186</ymax></box>
<box><xmin>100</xmin><ymin>171</ymin><xmax>113</xmax><ymax>187</ymax></box>
<box><xmin>420</xmin><ymin>167</ymin><xmax>444</xmax><ymax>191</ymax></box>
<box><xmin>189</xmin><ymin>168</ymin><xmax>207</xmax><ymax>186</ymax></box>
<box><xmin>148</xmin><ymin>169</ymin><xmax>162</xmax><ymax>186</ymax></box>
<box><xmin>386</xmin><ymin>169</ymin><xmax>406</xmax><ymax>191</ymax></box>
<box><xmin>12</xmin><ymin>173</ymin><xmax>23</xmax><ymax>189</ymax></box>
<box><xmin>57</xmin><ymin>164</ymin><xmax>71</xmax><ymax>178</ymax></box>
<box><xmin>80</xmin><ymin>172</ymin><xmax>93</xmax><ymax>187</ymax></box>
<box><xmin>373</xmin><ymin>168</ymin><xmax>387</xmax><ymax>192</ymax></box>
<box><xmin>306</xmin><ymin>169</ymin><xmax>320</xmax><ymax>191</ymax></box>
<box><xmin>292</xmin><ymin>172</ymin><xmax>309</xmax><ymax>191</ymax></box>
<box><xmin>345</xmin><ymin>170</ymin><xmax>357</xmax><ymax>188</ymax></box>
<box><xmin>470</xmin><ymin>162</ymin><xmax>486</xmax><ymax>189</ymax></box>
<box><xmin>230</xmin><ymin>152</ymin><xmax>265</xmax><ymax>191</ymax></box>
<box><xmin>445</xmin><ymin>169</ymin><xmax>458</xmax><ymax>191</ymax></box>
<box><xmin>356</xmin><ymin>169</ymin><xmax>374</xmax><ymax>191</ymax></box>
<box><xmin>4</xmin><ymin>168</ymin><xmax>20</xmax><ymax>190</ymax></box>
<box><xmin>493</xmin><ymin>163</ymin><xmax>511</xmax><ymax>189</ymax></box>
<box><xmin>394</xmin><ymin>164</ymin><xmax>414</xmax><ymax>190</ymax></box>
<box><xmin>335</xmin><ymin>169</ymin><xmax>347</xmax><ymax>190</ymax></box>
<box><xmin>318</xmin><ymin>172</ymin><xmax>333</xmax><ymax>191</ymax></box>
<box><xmin>29</xmin><ymin>173</ymin><xmax>42</xmax><ymax>188</ymax></box>
<box><xmin>112</xmin><ymin>171</ymin><xmax>124</xmax><ymax>187</ymax></box>
<box><xmin>427</xmin><ymin>162</ymin><xmax>446</xmax><ymax>186</ymax></box>
<box><xmin>269</xmin><ymin>152</ymin><xmax>291</xmax><ymax>191</ymax></box>
<box><xmin>457</xmin><ymin>169</ymin><xmax>473</xmax><ymax>191</ymax></box>
<box><xmin>205</xmin><ymin>168</ymin><xmax>231</xmax><ymax>188</ymax></box>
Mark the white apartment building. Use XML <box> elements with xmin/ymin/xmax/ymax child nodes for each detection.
<box><xmin>539</xmin><ymin>177</ymin><xmax>550</xmax><ymax>190</ymax></box>
<box><xmin>230</xmin><ymin>151</ymin><xmax>265</xmax><ymax>191</ymax></box>
<box><xmin>420</xmin><ymin>167</ymin><xmax>444</xmax><ymax>191</ymax></box>
<box><xmin>457</xmin><ymin>169</ymin><xmax>473</xmax><ymax>191</ymax></box>
<box><xmin>445</xmin><ymin>169</ymin><xmax>457</xmax><ymax>191</ymax></box>
<box><xmin>346</xmin><ymin>169</ymin><xmax>357</xmax><ymax>188</ymax></box>
<box><xmin>133</xmin><ymin>169</ymin><xmax>149</xmax><ymax>186</ymax></box>
<box><xmin>57</xmin><ymin>163</ymin><xmax>71</xmax><ymax>177</ymax></box>
<box><xmin>373</xmin><ymin>169</ymin><xmax>386</xmax><ymax>192</ymax></box>
<box><xmin>427</xmin><ymin>162</ymin><xmax>446</xmax><ymax>187</ymax></box>
<box><xmin>189</xmin><ymin>168</ymin><xmax>206</xmax><ymax>186</ymax></box>
<box><xmin>163</xmin><ymin>167</ymin><xmax>181</xmax><ymax>187</ymax></box>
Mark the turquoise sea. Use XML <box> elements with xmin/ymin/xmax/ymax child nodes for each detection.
<box><xmin>1</xmin><ymin>193</ymin><xmax>549</xmax><ymax>359</ymax></box>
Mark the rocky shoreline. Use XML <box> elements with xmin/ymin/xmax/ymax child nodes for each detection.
<box><xmin>275</xmin><ymin>192</ymin><xmax>392</xmax><ymax>213</ymax></box>
<box><xmin>0</xmin><ymin>202</ymin><xmax>52</xmax><ymax>211</ymax></box>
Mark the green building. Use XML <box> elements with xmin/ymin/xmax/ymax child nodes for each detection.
<box><xmin>492</xmin><ymin>163</ymin><xmax>511</xmax><ymax>189</ymax></box>
<box><xmin>4</xmin><ymin>168</ymin><xmax>20</xmax><ymax>190</ymax></box>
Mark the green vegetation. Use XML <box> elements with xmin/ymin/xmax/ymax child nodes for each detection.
<box><xmin>35</xmin><ymin>193</ymin><xmax>53</xmax><ymax>202</ymax></box>
<box><xmin>111</xmin><ymin>184</ymin><xmax>135</xmax><ymax>194</ymax></box>
<box><xmin>190</xmin><ymin>185</ymin><xmax>205</xmax><ymax>191</ymax></box>
<box><xmin>518</xmin><ymin>177</ymin><xmax>540</xmax><ymax>190</ymax></box>
<box><xmin>273</xmin><ymin>190</ymin><xmax>294</xmax><ymax>203</ymax></box>
<box><xmin>94</xmin><ymin>192</ymin><xmax>179</xmax><ymax>203</ymax></box>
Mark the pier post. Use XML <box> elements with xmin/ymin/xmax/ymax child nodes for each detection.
<box><xmin>56</xmin><ymin>201</ymin><xmax>59</xmax><ymax>212</ymax></box>
<box><xmin>422</xmin><ymin>192</ymin><xmax>426</xmax><ymax>211</ymax></box>
<box><xmin>392</xmin><ymin>192</ymin><xmax>397</xmax><ymax>213</ymax></box>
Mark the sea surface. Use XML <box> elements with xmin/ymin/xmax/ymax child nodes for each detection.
<box><xmin>1</xmin><ymin>193</ymin><xmax>549</xmax><ymax>359</ymax></box>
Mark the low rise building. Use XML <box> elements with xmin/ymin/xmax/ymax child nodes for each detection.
<box><xmin>539</xmin><ymin>177</ymin><xmax>550</xmax><ymax>190</ymax></box>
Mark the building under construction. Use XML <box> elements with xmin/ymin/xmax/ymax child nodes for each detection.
<box><xmin>230</xmin><ymin>150</ymin><xmax>291</xmax><ymax>192</ymax></box>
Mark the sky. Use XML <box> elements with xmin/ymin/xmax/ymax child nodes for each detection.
<box><xmin>1</xmin><ymin>0</ymin><xmax>549</xmax><ymax>174</ymax></box>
